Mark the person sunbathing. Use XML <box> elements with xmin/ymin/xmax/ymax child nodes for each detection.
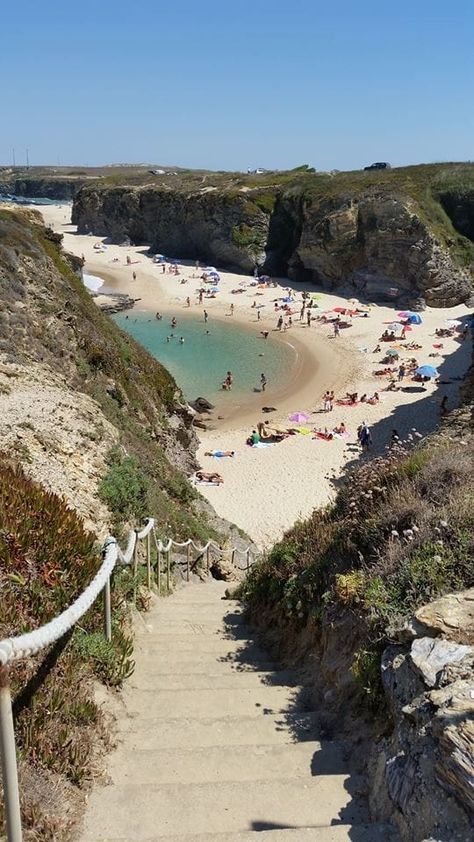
<box><xmin>204</xmin><ymin>450</ymin><xmax>235</xmax><ymax>457</ymax></box>
<box><xmin>372</xmin><ymin>344</ymin><xmax>381</xmax><ymax>353</ymax></box>
<box><xmin>196</xmin><ymin>471</ymin><xmax>224</xmax><ymax>484</ymax></box>
<box><xmin>333</xmin><ymin>422</ymin><xmax>346</xmax><ymax>434</ymax></box>
<box><xmin>367</xmin><ymin>392</ymin><xmax>380</xmax><ymax>404</ymax></box>
<box><xmin>313</xmin><ymin>427</ymin><xmax>333</xmax><ymax>440</ymax></box>
<box><xmin>257</xmin><ymin>421</ymin><xmax>286</xmax><ymax>442</ymax></box>
<box><xmin>345</xmin><ymin>392</ymin><xmax>358</xmax><ymax>404</ymax></box>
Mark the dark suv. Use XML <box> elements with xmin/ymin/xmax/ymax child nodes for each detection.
<box><xmin>364</xmin><ymin>162</ymin><xmax>391</xmax><ymax>171</ymax></box>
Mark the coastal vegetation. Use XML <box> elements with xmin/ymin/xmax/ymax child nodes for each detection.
<box><xmin>239</xmin><ymin>422</ymin><xmax>474</xmax><ymax>710</ymax></box>
<box><xmin>0</xmin><ymin>459</ymin><xmax>136</xmax><ymax>839</ymax></box>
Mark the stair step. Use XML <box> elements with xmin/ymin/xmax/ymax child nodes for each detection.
<box><xmin>136</xmin><ymin>637</ymin><xmax>268</xmax><ymax>654</ymax></box>
<box><xmin>80</xmin><ymin>776</ymin><xmax>369</xmax><ymax>838</ymax></box>
<box><xmin>120</xmin><ymin>686</ymin><xmax>304</xmax><ymax>718</ymax></box>
<box><xmin>83</xmin><ymin>824</ymin><xmax>399</xmax><ymax>842</ymax></box>
<box><xmin>136</xmin><ymin>626</ymin><xmax>253</xmax><ymax>640</ymax></box>
<box><xmin>107</xmin><ymin>741</ymin><xmax>348</xmax><ymax>785</ymax></box>
<box><xmin>128</xmin><ymin>670</ymin><xmax>298</xmax><ymax>691</ymax></box>
<box><xmin>115</xmin><ymin>712</ymin><xmax>321</xmax><ymax>749</ymax></box>
<box><xmin>134</xmin><ymin>653</ymin><xmax>279</xmax><ymax>671</ymax></box>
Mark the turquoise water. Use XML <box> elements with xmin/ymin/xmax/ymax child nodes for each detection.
<box><xmin>113</xmin><ymin>311</ymin><xmax>296</xmax><ymax>402</ymax></box>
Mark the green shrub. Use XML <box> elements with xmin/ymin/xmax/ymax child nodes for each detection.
<box><xmin>98</xmin><ymin>447</ymin><xmax>150</xmax><ymax>525</ymax></box>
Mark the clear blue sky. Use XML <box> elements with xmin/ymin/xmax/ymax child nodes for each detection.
<box><xmin>1</xmin><ymin>0</ymin><xmax>473</xmax><ymax>171</ymax></box>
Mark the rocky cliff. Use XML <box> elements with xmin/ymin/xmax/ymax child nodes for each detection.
<box><xmin>72</xmin><ymin>162</ymin><xmax>474</xmax><ymax>307</ymax></box>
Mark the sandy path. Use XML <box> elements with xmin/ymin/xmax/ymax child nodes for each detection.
<box><xmin>36</xmin><ymin>203</ymin><xmax>472</xmax><ymax>548</ymax></box>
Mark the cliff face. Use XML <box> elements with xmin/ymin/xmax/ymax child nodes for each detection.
<box><xmin>0</xmin><ymin>206</ymin><xmax>227</xmax><ymax>541</ymax></box>
<box><xmin>0</xmin><ymin>175</ymin><xmax>86</xmax><ymax>200</ymax></box>
<box><xmin>73</xmin><ymin>186</ymin><xmax>270</xmax><ymax>272</ymax></box>
<box><xmin>72</xmin><ymin>165</ymin><xmax>474</xmax><ymax>306</ymax></box>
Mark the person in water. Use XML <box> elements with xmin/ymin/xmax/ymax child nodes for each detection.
<box><xmin>171</xmin><ymin>316</ymin><xmax>177</xmax><ymax>328</ymax></box>
<box><xmin>179</xmin><ymin>336</ymin><xmax>184</xmax><ymax>344</ymax></box>
<box><xmin>260</xmin><ymin>373</ymin><xmax>267</xmax><ymax>392</ymax></box>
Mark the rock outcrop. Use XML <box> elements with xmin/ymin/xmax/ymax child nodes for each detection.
<box><xmin>72</xmin><ymin>172</ymin><xmax>474</xmax><ymax>306</ymax></box>
<box><xmin>370</xmin><ymin>589</ymin><xmax>474</xmax><ymax>842</ymax></box>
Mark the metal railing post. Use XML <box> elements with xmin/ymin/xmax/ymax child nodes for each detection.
<box><xmin>103</xmin><ymin>576</ymin><xmax>112</xmax><ymax>642</ymax></box>
<box><xmin>0</xmin><ymin>666</ymin><xmax>23</xmax><ymax>842</ymax></box>
<box><xmin>186</xmin><ymin>544</ymin><xmax>190</xmax><ymax>582</ymax></box>
<box><xmin>146</xmin><ymin>532</ymin><xmax>151</xmax><ymax>589</ymax></box>
<box><xmin>166</xmin><ymin>548</ymin><xmax>171</xmax><ymax>592</ymax></box>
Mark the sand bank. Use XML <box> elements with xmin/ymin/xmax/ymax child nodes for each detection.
<box><xmin>36</xmin><ymin>204</ymin><xmax>472</xmax><ymax>548</ymax></box>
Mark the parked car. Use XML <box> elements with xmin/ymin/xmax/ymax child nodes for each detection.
<box><xmin>364</xmin><ymin>162</ymin><xmax>391</xmax><ymax>171</ymax></box>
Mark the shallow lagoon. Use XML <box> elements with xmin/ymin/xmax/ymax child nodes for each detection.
<box><xmin>113</xmin><ymin>311</ymin><xmax>296</xmax><ymax>403</ymax></box>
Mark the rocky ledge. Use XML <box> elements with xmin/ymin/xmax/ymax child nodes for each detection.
<box><xmin>370</xmin><ymin>588</ymin><xmax>474</xmax><ymax>842</ymax></box>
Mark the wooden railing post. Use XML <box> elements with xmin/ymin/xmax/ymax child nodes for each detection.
<box><xmin>157</xmin><ymin>548</ymin><xmax>162</xmax><ymax>593</ymax></box>
<box><xmin>0</xmin><ymin>666</ymin><xmax>23</xmax><ymax>842</ymax></box>
<box><xmin>132</xmin><ymin>530</ymin><xmax>139</xmax><ymax>602</ymax></box>
<box><xmin>146</xmin><ymin>532</ymin><xmax>151</xmax><ymax>589</ymax></box>
<box><xmin>103</xmin><ymin>576</ymin><xmax>112</xmax><ymax>642</ymax></box>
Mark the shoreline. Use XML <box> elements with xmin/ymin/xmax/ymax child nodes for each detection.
<box><xmin>32</xmin><ymin>203</ymin><xmax>473</xmax><ymax>548</ymax></box>
<box><xmin>85</xmin><ymin>264</ymin><xmax>343</xmax><ymax>430</ymax></box>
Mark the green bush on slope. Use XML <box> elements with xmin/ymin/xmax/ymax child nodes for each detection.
<box><xmin>0</xmin><ymin>457</ymin><xmax>135</xmax><ymax>839</ymax></box>
<box><xmin>240</xmin><ymin>435</ymin><xmax>474</xmax><ymax>709</ymax></box>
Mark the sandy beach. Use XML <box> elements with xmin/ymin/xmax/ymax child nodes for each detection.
<box><xmin>36</xmin><ymin>204</ymin><xmax>472</xmax><ymax>548</ymax></box>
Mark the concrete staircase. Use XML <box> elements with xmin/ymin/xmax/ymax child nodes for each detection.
<box><xmin>80</xmin><ymin>580</ymin><xmax>398</xmax><ymax>842</ymax></box>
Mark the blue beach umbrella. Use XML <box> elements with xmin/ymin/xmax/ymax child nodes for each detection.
<box><xmin>408</xmin><ymin>313</ymin><xmax>422</xmax><ymax>324</ymax></box>
<box><xmin>416</xmin><ymin>365</ymin><xmax>438</xmax><ymax>378</ymax></box>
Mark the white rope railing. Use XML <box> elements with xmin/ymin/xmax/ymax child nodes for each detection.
<box><xmin>0</xmin><ymin>515</ymin><xmax>256</xmax><ymax>842</ymax></box>
<box><xmin>0</xmin><ymin>518</ymin><xmax>155</xmax><ymax>668</ymax></box>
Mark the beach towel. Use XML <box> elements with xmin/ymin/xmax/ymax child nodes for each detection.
<box><xmin>333</xmin><ymin>431</ymin><xmax>349</xmax><ymax>440</ymax></box>
<box><xmin>295</xmin><ymin>426</ymin><xmax>312</xmax><ymax>435</ymax></box>
<box><xmin>251</xmin><ymin>441</ymin><xmax>275</xmax><ymax>448</ymax></box>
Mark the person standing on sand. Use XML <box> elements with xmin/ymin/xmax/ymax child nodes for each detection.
<box><xmin>329</xmin><ymin>390</ymin><xmax>334</xmax><ymax>411</ymax></box>
<box><xmin>334</xmin><ymin>321</ymin><xmax>340</xmax><ymax>338</ymax></box>
<box><xmin>162</xmin><ymin>263</ymin><xmax>166</xmax><ymax>274</ymax></box>
<box><xmin>358</xmin><ymin>422</ymin><xmax>372</xmax><ymax>451</ymax></box>
<box><xmin>230</xmin><ymin>303</ymin><xmax>234</xmax><ymax>316</ymax></box>
<box><xmin>300</xmin><ymin>305</ymin><xmax>305</xmax><ymax>321</ymax></box>
<box><xmin>277</xmin><ymin>315</ymin><xmax>283</xmax><ymax>331</ymax></box>
<box><xmin>398</xmin><ymin>364</ymin><xmax>406</xmax><ymax>382</ymax></box>
<box><xmin>307</xmin><ymin>310</ymin><xmax>311</xmax><ymax>327</ymax></box>
<box><xmin>323</xmin><ymin>391</ymin><xmax>331</xmax><ymax>412</ymax></box>
<box><xmin>257</xmin><ymin>309</ymin><xmax>261</xmax><ymax>321</ymax></box>
<box><xmin>186</xmin><ymin>296</ymin><xmax>191</xmax><ymax>307</ymax></box>
<box><xmin>199</xmin><ymin>290</ymin><xmax>203</xmax><ymax>304</ymax></box>
<box><xmin>204</xmin><ymin>310</ymin><xmax>209</xmax><ymax>323</ymax></box>
<box><xmin>260</xmin><ymin>373</ymin><xmax>267</xmax><ymax>392</ymax></box>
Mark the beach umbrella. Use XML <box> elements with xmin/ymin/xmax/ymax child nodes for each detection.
<box><xmin>289</xmin><ymin>411</ymin><xmax>309</xmax><ymax>423</ymax></box>
<box><xmin>205</xmin><ymin>266</ymin><xmax>217</xmax><ymax>273</ymax></box>
<box><xmin>386</xmin><ymin>349</ymin><xmax>399</xmax><ymax>357</ymax></box>
<box><xmin>416</xmin><ymin>365</ymin><xmax>438</xmax><ymax>378</ymax></box>
<box><xmin>408</xmin><ymin>313</ymin><xmax>422</xmax><ymax>325</ymax></box>
<box><xmin>397</xmin><ymin>311</ymin><xmax>409</xmax><ymax>318</ymax></box>
<box><xmin>387</xmin><ymin>322</ymin><xmax>401</xmax><ymax>332</ymax></box>
<box><xmin>282</xmin><ymin>296</ymin><xmax>294</xmax><ymax>303</ymax></box>
<box><xmin>446</xmin><ymin>319</ymin><xmax>461</xmax><ymax>327</ymax></box>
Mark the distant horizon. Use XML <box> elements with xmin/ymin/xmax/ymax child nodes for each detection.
<box><xmin>1</xmin><ymin>158</ymin><xmax>473</xmax><ymax>174</ymax></box>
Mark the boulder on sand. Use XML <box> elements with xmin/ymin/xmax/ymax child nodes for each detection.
<box><xmin>192</xmin><ymin>397</ymin><xmax>214</xmax><ymax>413</ymax></box>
